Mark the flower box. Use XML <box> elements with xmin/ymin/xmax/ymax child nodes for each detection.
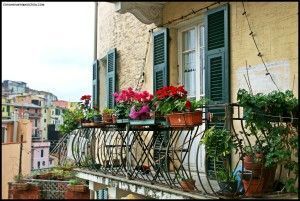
<box><xmin>81</xmin><ymin>122</ymin><xmax>101</xmax><ymax>127</ymax></box>
<box><xmin>67</xmin><ymin>184</ymin><xmax>88</xmax><ymax>192</ymax></box>
<box><xmin>13</xmin><ymin>182</ymin><xmax>31</xmax><ymax>191</ymax></box>
<box><xmin>167</xmin><ymin>111</ymin><xmax>202</xmax><ymax>128</ymax></box>
<box><xmin>116</xmin><ymin>118</ymin><xmax>129</xmax><ymax>124</ymax></box>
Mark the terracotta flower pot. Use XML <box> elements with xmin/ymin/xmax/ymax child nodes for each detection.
<box><xmin>103</xmin><ymin>113</ymin><xmax>113</xmax><ymax>123</ymax></box>
<box><xmin>112</xmin><ymin>115</ymin><xmax>117</xmax><ymax>123</ymax></box>
<box><xmin>167</xmin><ymin>111</ymin><xmax>202</xmax><ymax>128</ymax></box>
<box><xmin>180</xmin><ymin>179</ymin><xmax>195</xmax><ymax>192</ymax></box>
<box><xmin>184</xmin><ymin>111</ymin><xmax>203</xmax><ymax>126</ymax></box>
<box><xmin>242</xmin><ymin>178</ymin><xmax>264</xmax><ymax>197</ymax></box>
<box><xmin>243</xmin><ymin>155</ymin><xmax>264</xmax><ymax>178</ymax></box>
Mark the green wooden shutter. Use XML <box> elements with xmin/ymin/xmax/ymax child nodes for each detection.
<box><xmin>92</xmin><ymin>59</ymin><xmax>99</xmax><ymax>108</ymax></box>
<box><xmin>152</xmin><ymin>28</ymin><xmax>169</xmax><ymax>172</ymax></box>
<box><xmin>106</xmin><ymin>48</ymin><xmax>116</xmax><ymax>108</ymax></box>
<box><xmin>205</xmin><ymin>4</ymin><xmax>230</xmax><ymax>179</ymax></box>
<box><xmin>153</xmin><ymin>28</ymin><xmax>169</xmax><ymax>92</ymax></box>
<box><xmin>205</xmin><ymin>4</ymin><xmax>230</xmax><ymax>104</ymax></box>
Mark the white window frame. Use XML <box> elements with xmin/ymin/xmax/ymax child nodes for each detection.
<box><xmin>178</xmin><ymin>23</ymin><xmax>205</xmax><ymax>100</ymax></box>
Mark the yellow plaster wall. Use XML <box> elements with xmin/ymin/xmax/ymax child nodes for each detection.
<box><xmin>230</xmin><ymin>2</ymin><xmax>298</xmax><ymax>101</ymax></box>
<box><xmin>162</xmin><ymin>2</ymin><xmax>298</xmax><ymax>100</ymax></box>
<box><xmin>1</xmin><ymin>119</ymin><xmax>32</xmax><ymax>199</ymax></box>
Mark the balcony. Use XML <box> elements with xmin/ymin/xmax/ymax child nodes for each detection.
<box><xmin>28</xmin><ymin>113</ymin><xmax>42</xmax><ymax>118</ymax></box>
<box><xmin>52</xmin><ymin>104</ymin><xmax>298</xmax><ymax>199</ymax></box>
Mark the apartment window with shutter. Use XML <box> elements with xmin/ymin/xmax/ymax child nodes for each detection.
<box><xmin>178</xmin><ymin>24</ymin><xmax>205</xmax><ymax>99</ymax></box>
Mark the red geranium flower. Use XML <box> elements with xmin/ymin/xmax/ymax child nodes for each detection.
<box><xmin>185</xmin><ymin>100</ymin><xmax>191</xmax><ymax>110</ymax></box>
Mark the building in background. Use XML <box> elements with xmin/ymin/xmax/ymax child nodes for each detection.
<box><xmin>1</xmin><ymin>80</ymin><xmax>71</xmax><ymax>171</ymax></box>
<box><xmin>2</xmin><ymin>80</ymin><xmax>27</xmax><ymax>94</ymax></box>
<box><xmin>2</xmin><ymin>119</ymin><xmax>32</xmax><ymax>199</ymax></box>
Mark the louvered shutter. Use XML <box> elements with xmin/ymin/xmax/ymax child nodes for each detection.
<box><xmin>96</xmin><ymin>188</ymin><xmax>108</xmax><ymax>199</ymax></box>
<box><xmin>205</xmin><ymin>4</ymin><xmax>229</xmax><ymax>104</ymax></box>
<box><xmin>153</xmin><ymin>28</ymin><xmax>169</xmax><ymax>171</ymax></box>
<box><xmin>204</xmin><ymin>4</ymin><xmax>230</xmax><ymax>179</ymax></box>
<box><xmin>92</xmin><ymin>60</ymin><xmax>99</xmax><ymax>108</ymax></box>
<box><xmin>153</xmin><ymin>28</ymin><xmax>168</xmax><ymax>92</ymax></box>
<box><xmin>106</xmin><ymin>48</ymin><xmax>116</xmax><ymax>108</ymax></box>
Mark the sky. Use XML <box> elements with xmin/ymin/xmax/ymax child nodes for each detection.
<box><xmin>2</xmin><ymin>2</ymin><xmax>95</xmax><ymax>102</ymax></box>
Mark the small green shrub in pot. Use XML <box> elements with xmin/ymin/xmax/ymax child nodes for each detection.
<box><xmin>237</xmin><ymin>89</ymin><xmax>298</xmax><ymax>193</ymax></box>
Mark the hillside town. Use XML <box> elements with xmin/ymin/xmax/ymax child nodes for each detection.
<box><xmin>2</xmin><ymin>80</ymin><xmax>78</xmax><ymax>171</ymax></box>
<box><xmin>2</xmin><ymin>1</ymin><xmax>298</xmax><ymax>200</ymax></box>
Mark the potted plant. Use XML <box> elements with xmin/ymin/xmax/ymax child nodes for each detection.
<box><xmin>102</xmin><ymin>108</ymin><xmax>115</xmax><ymax>123</ymax></box>
<box><xmin>175</xmin><ymin>173</ymin><xmax>196</xmax><ymax>192</ymax></box>
<box><xmin>153</xmin><ymin>85</ymin><xmax>207</xmax><ymax>127</ymax></box>
<box><xmin>237</xmin><ymin>89</ymin><xmax>298</xmax><ymax>194</ymax></box>
<box><xmin>93</xmin><ymin>106</ymin><xmax>102</xmax><ymax>123</ymax></box>
<box><xmin>67</xmin><ymin>178</ymin><xmax>88</xmax><ymax>192</ymax></box>
<box><xmin>200</xmin><ymin>127</ymin><xmax>239</xmax><ymax>194</ymax></box>
<box><xmin>59</xmin><ymin>104</ymin><xmax>84</xmax><ymax>135</ymax></box>
<box><xmin>216</xmin><ymin>168</ymin><xmax>238</xmax><ymax>194</ymax></box>
<box><xmin>113</xmin><ymin>87</ymin><xmax>136</xmax><ymax>121</ymax></box>
<box><xmin>128</xmin><ymin>90</ymin><xmax>153</xmax><ymax>121</ymax></box>
<box><xmin>13</xmin><ymin>174</ymin><xmax>30</xmax><ymax>191</ymax></box>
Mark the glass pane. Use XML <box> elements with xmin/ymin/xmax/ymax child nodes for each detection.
<box><xmin>200</xmin><ymin>25</ymin><xmax>205</xmax><ymax>47</ymax></box>
<box><xmin>200</xmin><ymin>48</ymin><xmax>205</xmax><ymax>95</ymax></box>
<box><xmin>183</xmin><ymin>28</ymin><xmax>195</xmax><ymax>51</ymax></box>
<box><xmin>183</xmin><ymin>51</ymin><xmax>196</xmax><ymax>97</ymax></box>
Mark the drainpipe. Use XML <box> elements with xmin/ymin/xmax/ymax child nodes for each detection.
<box><xmin>94</xmin><ymin>2</ymin><xmax>98</xmax><ymax>60</ymax></box>
<box><xmin>13</xmin><ymin>110</ymin><xmax>18</xmax><ymax>142</ymax></box>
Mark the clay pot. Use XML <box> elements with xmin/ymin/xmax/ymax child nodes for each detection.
<box><xmin>103</xmin><ymin>113</ymin><xmax>113</xmax><ymax>123</ymax></box>
<box><xmin>243</xmin><ymin>154</ymin><xmax>264</xmax><ymax>178</ymax></box>
<box><xmin>180</xmin><ymin>179</ymin><xmax>195</xmax><ymax>192</ymax></box>
<box><xmin>242</xmin><ymin>178</ymin><xmax>264</xmax><ymax>197</ymax></box>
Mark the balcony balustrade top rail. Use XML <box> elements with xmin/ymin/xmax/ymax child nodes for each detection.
<box><xmin>51</xmin><ymin>103</ymin><xmax>298</xmax><ymax>199</ymax></box>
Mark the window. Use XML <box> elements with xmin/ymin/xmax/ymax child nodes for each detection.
<box><xmin>44</xmin><ymin>109</ymin><xmax>46</xmax><ymax>113</ymax></box>
<box><xmin>35</xmin><ymin>109</ymin><xmax>38</xmax><ymax>113</ymax></box>
<box><xmin>35</xmin><ymin>119</ymin><xmax>38</xmax><ymax>127</ymax></box>
<box><xmin>44</xmin><ymin>119</ymin><xmax>46</xmax><ymax>123</ymax></box>
<box><xmin>41</xmin><ymin>149</ymin><xmax>44</xmax><ymax>157</ymax></box>
<box><xmin>55</xmin><ymin>109</ymin><xmax>60</xmax><ymax>115</ymax></box>
<box><xmin>37</xmin><ymin>161</ymin><xmax>40</xmax><ymax>169</ymax></box>
<box><xmin>50</xmin><ymin>160</ymin><xmax>52</xmax><ymax>165</ymax></box>
<box><xmin>42</xmin><ymin>161</ymin><xmax>45</xmax><ymax>166</ymax></box>
<box><xmin>178</xmin><ymin>24</ymin><xmax>205</xmax><ymax>99</ymax></box>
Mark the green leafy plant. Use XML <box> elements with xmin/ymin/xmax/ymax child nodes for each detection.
<box><xmin>173</xmin><ymin>98</ymin><xmax>208</xmax><ymax>113</ymax></box>
<box><xmin>216</xmin><ymin>168</ymin><xmax>237</xmax><ymax>182</ymax></box>
<box><xmin>68</xmin><ymin>178</ymin><xmax>83</xmax><ymax>186</ymax></box>
<box><xmin>200</xmin><ymin>126</ymin><xmax>237</xmax><ymax>158</ymax></box>
<box><xmin>102</xmin><ymin>108</ymin><xmax>115</xmax><ymax>115</ymax></box>
<box><xmin>14</xmin><ymin>174</ymin><xmax>23</xmax><ymax>183</ymax></box>
<box><xmin>59</xmin><ymin>104</ymin><xmax>84</xmax><ymax>135</ymax></box>
<box><xmin>237</xmin><ymin>89</ymin><xmax>298</xmax><ymax>192</ymax></box>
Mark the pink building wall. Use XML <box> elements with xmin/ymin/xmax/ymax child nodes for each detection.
<box><xmin>52</xmin><ymin>100</ymin><xmax>69</xmax><ymax>109</ymax></box>
<box><xmin>31</xmin><ymin>141</ymin><xmax>51</xmax><ymax>169</ymax></box>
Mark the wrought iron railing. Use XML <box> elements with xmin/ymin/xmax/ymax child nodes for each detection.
<box><xmin>52</xmin><ymin>104</ymin><xmax>298</xmax><ymax>198</ymax></box>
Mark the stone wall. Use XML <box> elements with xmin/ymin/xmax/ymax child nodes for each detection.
<box><xmin>97</xmin><ymin>2</ymin><xmax>156</xmax><ymax>110</ymax></box>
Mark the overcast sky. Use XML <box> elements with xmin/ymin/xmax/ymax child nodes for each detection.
<box><xmin>2</xmin><ymin>2</ymin><xmax>95</xmax><ymax>102</ymax></box>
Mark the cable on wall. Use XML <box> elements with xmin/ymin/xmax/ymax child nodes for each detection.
<box><xmin>241</xmin><ymin>1</ymin><xmax>280</xmax><ymax>91</ymax></box>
